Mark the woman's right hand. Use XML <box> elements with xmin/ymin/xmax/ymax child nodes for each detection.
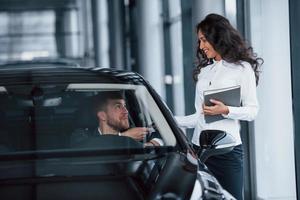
<box><xmin>202</xmin><ymin>99</ymin><xmax>229</xmax><ymax>116</ymax></box>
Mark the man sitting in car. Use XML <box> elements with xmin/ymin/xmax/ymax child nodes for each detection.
<box><xmin>71</xmin><ymin>91</ymin><xmax>162</xmax><ymax>147</ymax></box>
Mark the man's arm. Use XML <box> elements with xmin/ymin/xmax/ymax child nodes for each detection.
<box><xmin>122</xmin><ymin>127</ymin><xmax>163</xmax><ymax>146</ymax></box>
<box><xmin>121</xmin><ymin>127</ymin><xmax>148</xmax><ymax>141</ymax></box>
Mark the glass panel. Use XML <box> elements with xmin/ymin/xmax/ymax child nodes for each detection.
<box><xmin>0</xmin><ymin>11</ymin><xmax>57</xmax><ymax>61</ymax></box>
<box><xmin>0</xmin><ymin>83</ymin><xmax>177</xmax><ymax>180</ymax></box>
<box><xmin>0</xmin><ymin>83</ymin><xmax>176</xmax><ymax>153</ymax></box>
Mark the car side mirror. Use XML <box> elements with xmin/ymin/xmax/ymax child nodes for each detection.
<box><xmin>198</xmin><ymin>130</ymin><xmax>236</xmax><ymax>162</ymax></box>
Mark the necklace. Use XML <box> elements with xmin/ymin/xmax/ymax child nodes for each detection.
<box><xmin>208</xmin><ymin>61</ymin><xmax>220</xmax><ymax>86</ymax></box>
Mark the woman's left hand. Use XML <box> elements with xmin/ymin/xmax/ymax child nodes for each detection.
<box><xmin>202</xmin><ymin>99</ymin><xmax>229</xmax><ymax>115</ymax></box>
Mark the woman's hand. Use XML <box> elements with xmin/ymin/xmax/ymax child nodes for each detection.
<box><xmin>202</xmin><ymin>99</ymin><xmax>229</xmax><ymax>115</ymax></box>
<box><xmin>121</xmin><ymin>127</ymin><xmax>149</xmax><ymax>141</ymax></box>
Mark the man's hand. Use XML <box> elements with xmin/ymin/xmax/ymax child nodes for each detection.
<box><xmin>202</xmin><ymin>99</ymin><xmax>229</xmax><ymax>115</ymax></box>
<box><xmin>122</xmin><ymin>127</ymin><xmax>149</xmax><ymax>141</ymax></box>
<box><xmin>144</xmin><ymin>140</ymin><xmax>160</xmax><ymax>147</ymax></box>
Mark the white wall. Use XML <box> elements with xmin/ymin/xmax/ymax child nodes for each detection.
<box><xmin>248</xmin><ymin>0</ymin><xmax>296</xmax><ymax>199</ymax></box>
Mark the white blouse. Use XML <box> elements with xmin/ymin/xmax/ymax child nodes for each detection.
<box><xmin>175</xmin><ymin>60</ymin><xmax>259</xmax><ymax>146</ymax></box>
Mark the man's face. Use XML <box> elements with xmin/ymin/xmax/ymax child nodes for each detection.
<box><xmin>103</xmin><ymin>99</ymin><xmax>129</xmax><ymax>132</ymax></box>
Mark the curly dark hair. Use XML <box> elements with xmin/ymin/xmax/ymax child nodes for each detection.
<box><xmin>193</xmin><ymin>13</ymin><xmax>263</xmax><ymax>85</ymax></box>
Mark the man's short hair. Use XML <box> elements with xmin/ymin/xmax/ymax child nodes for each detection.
<box><xmin>93</xmin><ymin>91</ymin><xmax>125</xmax><ymax>113</ymax></box>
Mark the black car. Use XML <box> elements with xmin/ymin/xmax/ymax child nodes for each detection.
<box><xmin>0</xmin><ymin>65</ymin><xmax>235</xmax><ymax>200</ymax></box>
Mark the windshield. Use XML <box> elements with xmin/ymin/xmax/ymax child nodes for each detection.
<box><xmin>0</xmin><ymin>83</ymin><xmax>176</xmax><ymax>154</ymax></box>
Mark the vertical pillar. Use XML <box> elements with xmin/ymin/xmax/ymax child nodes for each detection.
<box><xmin>77</xmin><ymin>0</ymin><xmax>94</xmax><ymax>66</ymax></box>
<box><xmin>290</xmin><ymin>0</ymin><xmax>300</xmax><ymax>199</ymax></box>
<box><xmin>168</xmin><ymin>0</ymin><xmax>185</xmax><ymax>116</ymax></box>
<box><xmin>91</xmin><ymin>0</ymin><xmax>110</xmax><ymax>68</ymax></box>
<box><xmin>248</xmin><ymin>0</ymin><xmax>295</xmax><ymax>199</ymax></box>
<box><xmin>136</xmin><ymin>0</ymin><xmax>165</xmax><ymax>98</ymax></box>
<box><xmin>55</xmin><ymin>8</ymin><xmax>80</xmax><ymax>58</ymax></box>
<box><xmin>107</xmin><ymin>0</ymin><xmax>125</xmax><ymax>69</ymax></box>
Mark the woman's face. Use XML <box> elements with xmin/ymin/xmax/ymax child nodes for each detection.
<box><xmin>198</xmin><ymin>31</ymin><xmax>222</xmax><ymax>61</ymax></box>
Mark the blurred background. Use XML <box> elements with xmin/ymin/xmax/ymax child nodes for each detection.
<box><xmin>0</xmin><ymin>0</ymin><xmax>299</xmax><ymax>199</ymax></box>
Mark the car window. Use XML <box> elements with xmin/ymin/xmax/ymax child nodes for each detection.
<box><xmin>0</xmin><ymin>83</ymin><xmax>176</xmax><ymax>153</ymax></box>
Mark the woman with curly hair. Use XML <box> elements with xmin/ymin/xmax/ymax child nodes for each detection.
<box><xmin>175</xmin><ymin>13</ymin><xmax>263</xmax><ymax>199</ymax></box>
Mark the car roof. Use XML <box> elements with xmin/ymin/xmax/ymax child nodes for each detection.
<box><xmin>0</xmin><ymin>58</ymin><xmax>81</xmax><ymax>68</ymax></box>
<box><xmin>0</xmin><ymin>66</ymin><xmax>147</xmax><ymax>86</ymax></box>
